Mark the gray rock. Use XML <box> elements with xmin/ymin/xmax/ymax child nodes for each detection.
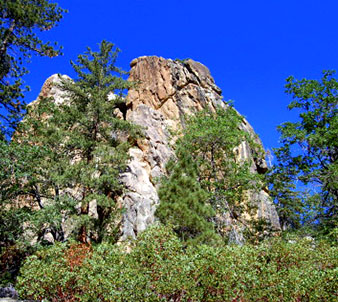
<box><xmin>0</xmin><ymin>286</ymin><xmax>18</xmax><ymax>299</ymax></box>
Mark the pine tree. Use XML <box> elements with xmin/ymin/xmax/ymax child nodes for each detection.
<box><xmin>156</xmin><ymin>105</ymin><xmax>263</xmax><ymax>244</ymax></box>
<box><xmin>0</xmin><ymin>0</ymin><xmax>66</xmax><ymax>137</ymax></box>
<box><xmin>266</xmin><ymin>146</ymin><xmax>303</xmax><ymax>230</ymax></box>
<box><xmin>178</xmin><ymin>106</ymin><xmax>262</xmax><ymax>236</ymax></box>
<box><xmin>4</xmin><ymin>41</ymin><xmax>141</xmax><ymax>245</ymax></box>
<box><xmin>156</xmin><ymin>148</ymin><xmax>219</xmax><ymax>245</ymax></box>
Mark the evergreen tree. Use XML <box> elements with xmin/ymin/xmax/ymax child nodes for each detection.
<box><xmin>156</xmin><ymin>148</ymin><xmax>219</xmax><ymax>245</ymax></box>
<box><xmin>0</xmin><ymin>0</ymin><xmax>66</xmax><ymax>137</ymax></box>
<box><xmin>0</xmin><ymin>140</ymin><xmax>39</xmax><ymax>247</ymax></box>
<box><xmin>157</xmin><ymin>105</ymin><xmax>264</xmax><ymax>244</ymax></box>
<box><xmin>2</xmin><ymin>41</ymin><xmax>141</xmax><ymax>245</ymax></box>
<box><xmin>179</xmin><ymin>106</ymin><xmax>262</xmax><ymax>235</ymax></box>
<box><xmin>270</xmin><ymin>70</ymin><xmax>337</xmax><ymax>234</ymax></box>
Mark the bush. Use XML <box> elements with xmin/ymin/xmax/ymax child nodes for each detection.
<box><xmin>0</xmin><ymin>244</ymin><xmax>32</xmax><ymax>287</ymax></box>
<box><xmin>17</xmin><ymin>225</ymin><xmax>337</xmax><ymax>301</ymax></box>
<box><xmin>187</xmin><ymin>238</ymin><xmax>337</xmax><ymax>301</ymax></box>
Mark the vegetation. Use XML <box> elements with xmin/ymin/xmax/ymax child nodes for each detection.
<box><xmin>0</xmin><ymin>0</ymin><xmax>66</xmax><ymax>137</ymax></box>
<box><xmin>174</xmin><ymin>58</ymin><xmax>190</xmax><ymax>64</ymax></box>
<box><xmin>0</xmin><ymin>0</ymin><xmax>66</xmax><ymax>285</ymax></box>
<box><xmin>17</xmin><ymin>224</ymin><xmax>338</xmax><ymax>302</ymax></box>
<box><xmin>1</xmin><ymin>40</ymin><xmax>141</xmax><ymax>249</ymax></box>
<box><xmin>268</xmin><ymin>71</ymin><xmax>337</xmax><ymax>236</ymax></box>
<box><xmin>157</xmin><ymin>106</ymin><xmax>266</xmax><ymax>244</ymax></box>
<box><xmin>156</xmin><ymin>147</ymin><xmax>219</xmax><ymax>245</ymax></box>
<box><xmin>0</xmin><ymin>1</ymin><xmax>337</xmax><ymax>300</ymax></box>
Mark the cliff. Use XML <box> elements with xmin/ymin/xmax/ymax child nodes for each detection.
<box><xmin>31</xmin><ymin>56</ymin><xmax>280</xmax><ymax>241</ymax></box>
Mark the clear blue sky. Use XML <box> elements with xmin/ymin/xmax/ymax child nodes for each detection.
<box><xmin>23</xmin><ymin>0</ymin><xmax>338</xmax><ymax>152</ymax></box>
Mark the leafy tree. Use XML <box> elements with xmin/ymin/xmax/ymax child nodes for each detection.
<box><xmin>266</xmin><ymin>146</ymin><xmax>303</xmax><ymax>230</ymax></box>
<box><xmin>0</xmin><ymin>0</ymin><xmax>66</xmax><ymax>137</ymax></box>
<box><xmin>183</xmin><ymin>106</ymin><xmax>263</xmax><ymax>236</ymax></box>
<box><xmin>270</xmin><ymin>70</ymin><xmax>337</xmax><ymax>234</ymax></box>
<box><xmin>2</xmin><ymin>40</ymin><xmax>141</xmax><ymax>245</ymax></box>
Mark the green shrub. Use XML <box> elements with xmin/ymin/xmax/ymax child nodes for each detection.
<box><xmin>17</xmin><ymin>226</ymin><xmax>337</xmax><ymax>301</ymax></box>
<box><xmin>0</xmin><ymin>244</ymin><xmax>32</xmax><ymax>286</ymax></box>
<box><xmin>187</xmin><ymin>238</ymin><xmax>337</xmax><ymax>301</ymax></box>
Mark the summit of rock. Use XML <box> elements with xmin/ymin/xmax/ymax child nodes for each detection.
<box><xmin>121</xmin><ymin>56</ymin><xmax>279</xmax><ymax>238</ymax></box>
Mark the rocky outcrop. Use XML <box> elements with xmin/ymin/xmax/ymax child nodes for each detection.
<box><xmin>30</xmin><ymin>56</ymin><xmax>280</xmax><ymax>241</ymax></box>
<box><xmin>120</xmin><ymin>56</ymin><xmax>280</xmax><ymax>239</ymax></box>
<box><xmin>0</xmin><ymin>285</ymin><xmax>18</xmax><ymax>300</ymax></box>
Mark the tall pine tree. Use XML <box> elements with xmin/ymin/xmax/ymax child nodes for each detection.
<box><xmin>156</xmin><ymin>105</ymin><xmax>263</xmax><ymax>245</ymax></box>
<box><xmin>156</xmin><ymin>148</ymin><xmax>219</xmax><ymax>246</ymax></box>
<box><xmin>4</xmin><ymin>41</ymin><xmax>141</xmax><ymax>245</ymax></box>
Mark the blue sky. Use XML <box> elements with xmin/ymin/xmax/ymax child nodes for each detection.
<box><xmin>23</xmin><ymin>0</ymin><xmax>338</xmax><ymax>153</ymax></box>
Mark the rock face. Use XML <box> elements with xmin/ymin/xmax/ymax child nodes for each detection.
<box><xmin>33</xmin><ymin>56</ymin><xmax>280</xmax><ymax>241</ymax></box>
<box><xmin>120</xmin><ymin>56</ymin><xmax>280</xmax><ymax>239</ymax></box>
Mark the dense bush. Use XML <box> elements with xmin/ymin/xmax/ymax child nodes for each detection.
<box><xmin>17</xmin><ymin>225</ymin><xmax>337</xmax><ymax>301</ymax></box>
<box><xmin>0</xmin><ymin>244</ymin><xmax>32</xmax><ymax>286</ymax></box>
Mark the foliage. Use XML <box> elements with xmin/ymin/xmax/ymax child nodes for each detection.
<box><xmin>266</xmin><ymin>147</ymin><xmax>303</xmax><ymax>230</ymax></box>
<box><xmin>182</xmin><ymin>106</ymin><xmax>262</xmax><ymax>216</ymax></box>
<box><xmin>16</xmin><ymin>226</ymin><xmax>180</xmax><ymax>302</ymax></box>
<box><xmin>156</xmin><ymin>147</ymin><xmax>220</xmax><ymax>245</ymax></box>
<box><xmin>269</xmin><ymin>70</ymin><xmax>337</xmax><ymax>234</ymax></box>
<box><xmin>0</xmin><ymin>138</ymin><xmax>44</xmax><ymax>284</ymax></box>
<box><xmin>0</xmin><ymin>0</ymin><xmax>66</xmax><ymax>137</ymax></box>
<box><xmin>0</xmin><ymin>139</ymin><xmax>44</xmax><ymax>248</ymax></box>
<box><xmin>157</xmin><ymin>105</ymin><xmax>265</xmax><ymax>244</ymax></box>
<box><xmin>1</xmin><ymin>41</ymin><xmax>141</xmax><ymax>246</ymax></box>
<box><xmin>17</xmin><ymin>224</ymin><xmax>338</xmax><ymax>301</ymax></box>
<box><xmin>174</xmin><ymin>58</ymin><xmax>190</xmax><ymax>64</ymax></box>
<box><xmin>0</xmin><ymin>243</ymin><xmax>32</xmax><ymax>287</ymax></box>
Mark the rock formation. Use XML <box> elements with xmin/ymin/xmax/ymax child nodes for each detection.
<box><xmin>32</xmin><ymin>56</ymin><xmax>280</xmax><ymax>241</ymax></box>
<box><xmin>121</xmin><ymin>56</ymin><xmax>280</xmax><ymax>238</ymax></box>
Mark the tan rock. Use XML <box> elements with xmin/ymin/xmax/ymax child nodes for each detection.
<box><xmin>21</xmin><ymin>56</ymin><xmax>280</xmax><ymax>242</ymax></box>
<box><xmin>121</xmin><ymin>56</ymin><xmax>280</xmax><ymax>237</ymax></box>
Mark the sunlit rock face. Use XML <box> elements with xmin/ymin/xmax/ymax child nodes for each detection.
<box><xmin>120</xmin><ymin>56</ymin><xmax>280</xmax><ymax>239</ymax></box>
<box><xmin>31</xmin><ymin>57</ymin><xmax>280</xmax><ymax>242</ymax></box>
